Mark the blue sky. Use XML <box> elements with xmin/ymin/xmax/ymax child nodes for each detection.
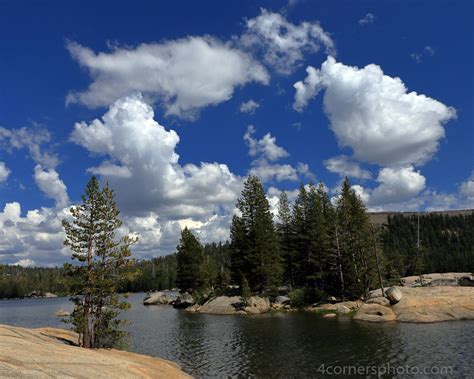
<box><xmin>0</xmin><ymin>0</ymin><xmax>472</xmax><ymax>266</ymax></box>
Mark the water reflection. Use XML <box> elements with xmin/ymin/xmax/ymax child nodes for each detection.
<box><xmin>1</xmin><ymin>294</ymin><xmax>473</xmax><ymax>378</ymax></box>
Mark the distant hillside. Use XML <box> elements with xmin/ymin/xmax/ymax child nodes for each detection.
<box><xmin>369</xmin><ymin>209</ymin><xmax>474</xmax><ymax>226</ymax></box>
<box><xmin>380</xmin><ymin>210</ymin><xmax>474</xmax><ymax>275</ymax></box>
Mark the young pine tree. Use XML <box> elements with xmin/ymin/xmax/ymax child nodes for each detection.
<box><xmin>62</xmin><ymin>176</ymin><xmax>137</xmax><ymax>348</ymax></box>
<box><xmin>176</xmin><ymin>227</ymin><xmax>204</xmax><ymax>293</ymax></box>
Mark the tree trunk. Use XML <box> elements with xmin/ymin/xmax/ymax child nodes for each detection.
<box><xmin>334</xmin><ymin>221</ymin><xmax>345</xmax><ymax>301</ymax></box>
<box><xmin>82</xmin><ymin>295</ymin><xmax>90</xmax><ymax>348</ymax></box>
<box><xmin>371</xmin><ymin>226</ymin><xmax>385</xmax><ymax>298</ymax></box>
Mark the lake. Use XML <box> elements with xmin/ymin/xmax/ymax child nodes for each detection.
<box><xmin>1</xmin><ymin>293</ymin><xmax>473</xmax><ymax>378</ymax></box>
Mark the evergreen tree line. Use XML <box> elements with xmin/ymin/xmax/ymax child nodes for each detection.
<box><xmin>1</xmin><ymin>181</ymin><xmax>473</xmax><ymax>302</ymax></box>
<box><xmin>172</xmin><ymin>176</ymin><xmax>381</xmax><ymax>302</ymax></box>
<box><xmin>383</xmin><ymin>213</ymin><xmax>474</xmax><ymax>276</ymax></box>
<box><xmin>0</xmin><ymin>243</ymin><xmax>232</xmax><ymax>299</ymax></box>
<box><xmin>226</xmin><ymin>175</ymin><xmax>380</xmax><ymax>301</ymax></box>
<box><xmin>0</xmin><ymin>265</ymin><xmax>69</xmax><ymax>299</ymax></box>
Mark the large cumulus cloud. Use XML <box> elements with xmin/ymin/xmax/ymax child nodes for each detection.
<box><xmin>66</xmin><ymin>38</ymin><xmax>269</xmax><ymax>119</ymax></box>
<box><xmin>293</xmin><ymin>56</ymin><xmax>456</xmax><ymax>166</ymax></box>
<box><xmin>71</xmin><ymin>95</ymin><xmax>243</xmax><ymax>220</ymax></box>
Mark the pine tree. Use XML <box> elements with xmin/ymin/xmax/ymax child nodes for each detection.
<box><xmin>231</xmin><ymin>175</ymin><xmax>282</xmax><ymax>292</ymax></box>
<box><xmin>230</xmin><ymin>215</ymin><xmax>250</xmax><ymax>287</ymax></box>
<box><xmin>336</xmin><ymin>177</ymin><xmax>375</xmax><ymax>298</ymax></box>
<box><xmin>308</xmin><ymin>183</ymin><xmax>336</xmax><ymax>291</ymax></box>
<box><xmin>292</xmin><ymin>184</ymin><xmax>310</xmax><ymax>287</ymax></box>
<box><xmin>277</xmin><ymin>191</ymin><xmax>296</xmax><ymax>287</ymax></box>
<box><xmin>176</xmin><ymin>227</ymin><xmax>204</xmax><ymax>293</ymax></box>
<box><xmin>62</xmin><ymin>176</ymin><xmax>136</xmax><ymax>348</ymax></box>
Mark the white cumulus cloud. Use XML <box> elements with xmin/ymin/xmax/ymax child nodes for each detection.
<box><xmin>87</xmin><ymin>161</ymin><xmax>132</xmax><ymax>178</ymax></box>
<box><xmin>324</xmin><ymin>155</ymin><xmax>372</xmax><ymax>179</ymax></box>
<box><xmin>0</xmin><ymin>162</ymin><xmax>11</xmax><ymax>183</ymax></box>
<box><xmin>370</xmin><ymin>166</ymin><xmax>426</xmax><ymax>206</ymax></box>
<box><xmin>33</xmin><ymin>165</ymin><xmax>70</xmax><ymax>208</ymax></box>
<box><xmin>244</xmin><ymin>125</ymin><xmax>313</xmax><ymax>182</ymax></box>
<box><xmin>239</xmin><ymin>99</ymin><xmax>260</xmax><ymax>114</ymax></box>
<box><xmin>240</xmin><ymin>8</ymin><xmax>335</xmax><ymax>75</ymax></box>
<box><xmin>66</xmin><ymin>38</ymin><xmax>269</xmax><ymax>119</ymax></box>
<box><xmin>14</xmin><ymin>258</ymin><xmax>35</xmax><ymax>267</ymax></box>
<box><xmin>71</xmin><ymin>95</ymin><xmax>243</xmax><ymax>222</ymax></box>
<box><xmin>293</xmin><ymin>66</ymin><xmax>323</xmax><ymax>111</ymax></box>
<box><xmin>359</xmin><ymin>13</ymin><xmax>375</xmax><ymax>25</ymax></box>
<box><xmin>244</xmin><ymin>125</ymin><xmax>289</xmax><ymax>161</ymax></box>
<box><xmin>0</xmin><ymin>202</ymin><xmax>70</xmax><ymax>266</ymax></box>
<box><xmin>0</xmin><ymin>125</ymin><xmax>58</xmax><ymax>168</ymax></box>
<box><xmin>294</xmin><ymin>57</ymin><xmax>456</xmax><ymax>166</ymax></box>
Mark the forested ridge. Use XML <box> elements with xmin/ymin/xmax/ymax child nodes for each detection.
<box><xmin>383</xmin><ymin>213</ymin><xmax>474</xmax><ymax>276</ymax></box>
<box><xmin>1</xmin><ymin>177</ymin><xmax>473</xmax><ymax>300</ymax></box>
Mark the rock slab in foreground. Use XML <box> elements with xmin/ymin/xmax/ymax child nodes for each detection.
<box><xmin>0</xmin><ymin>324</ymin><xmax>190</xmax><ymax>378</ymax></box>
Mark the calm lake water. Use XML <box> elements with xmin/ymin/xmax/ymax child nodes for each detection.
<box><xmin>1</xmin><ymin>293</ymin><xmax>473</xmax><ymax>378</ymax></box>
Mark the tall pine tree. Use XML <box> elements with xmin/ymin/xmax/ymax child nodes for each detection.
<box><xmin>277</xmin><ymin>191</ymin><xmax>296</xmax><ymax>287</ymax></box>
<box><xmin>336</xmin><ymin>177</ymin><xmax>375</xmax><ymax>299</ymax></box>
<box><xmin>230</xmin><ymin>175</ymin><xmax>282</xmax><ymax>292</ymax></box>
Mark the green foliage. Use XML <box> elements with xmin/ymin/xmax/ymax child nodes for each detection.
<box><xmin>335</xmin><ymin>178</ymin><xmax>377</xmax><ymax>299</ymax></box>
<box><xmin>277</xmin><ymin>191</ymin><xmax>297</xmax><ymax>287</ymax></box>
<box><xmin>4</xmin><ymin>173</ymin><xmax>471</xmax><ymax>316</ymax></box>
<box><xmin>288</xmin><ymin>289</ymin><xmax>305</xmax><ymax>308</ymax></box>
<box><xmin>288</xmin><ymin>288</ymin><xmax>325</xmax><ymax>308</ymax></box>
<box><xmin>383</xmin><ymin>212</ymin><xmax>474</xmax><ymax>276</ymax></box>
<box><xmin>121</xmin><ymin>254</ymin><xmax>178</xmax><ymax>292</ymax></box>
<box><xmin>0</xmin><ymin>242</ymin><xmax>232</xmax><ymax>299</ymax></box>
<box><xmin>0</xmin><ymin>265</ymin><xmax>70</xmax><ymax>299</ymax></box>
<box><xmin>230</xmin><ymin>175</ymin><xmax>282</xmax><ymax>292</ymax></box>
<box><xmin>62</xmin><ymin>176</ymin><xmax>137</xmax><ymax>349</ymax></box>
<box><xmin>176</xmin><ymin>227</ymin><xmax>205</xmax><ymax>293</ymax></box>
<box><xmin>240</xmin><ymin>276</ymin><xmax>251</xmax><ymax>303</ymax></box>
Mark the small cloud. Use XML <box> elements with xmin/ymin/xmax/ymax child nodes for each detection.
<box><xmin>239</xmin><ymin>100</ymin><xmax>260</xmax><ymax>114</ymax></box>
<box><xmin>0</xmin><ymin>162</ymin><xmax>11</xmax><ymax>183</ymax></box>
<box><xmin>244</xmin><ymin>125</ymin><xmax>289</xmax><ymax>161</ymax></box>
<box><xmin>292</xmin><ymin>122</ymin><xmax>302</xmax><ymax>130</ymax></box>
<box><xmin>410</xmin><ymin>53</ymin><xmax>423</xmax><ymax>63</ymax></box>
<box><xmin>240</xmin><ymin>8</ymin><xmax>335</xmax><ymax>75</ymax></box>
<box><xmin>411</xmin><ymin>46</ymin><xmax>435</xmax><ymax>63</ymax></box>
<box><xmin>359</xmin><ymin>13</ymin><xmax>375</xmax><ymax>25</ymax></box>
<box><xmin>324</xmin><ymin>155</ymin><xmax>372</xmax><ymax>179</ymax></box>
<box><xmin>14</xmin><ymin>258</ymin><xmax>35</xmax><ymax>267</ymax></box>
<box><xmin>424</xmin><ymin>45</ymin><xmax>435</xmax><ymax>56</ymax></box>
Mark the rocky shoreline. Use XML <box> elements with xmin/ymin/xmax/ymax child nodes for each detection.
<box><xmin>0</xmin><ymin>324</ymin><xmax>190</xmax><ymax>378</ymax></box>
<box><xmin>143</xmin><ymin>272</ymin><xmax>474</xmax><ymax>323</ymax></box>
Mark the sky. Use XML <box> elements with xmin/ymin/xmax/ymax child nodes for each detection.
<box><xmin>0</xmin><ymin>0</ymin><xmax>473</xmax><ymax>267</ymax></box>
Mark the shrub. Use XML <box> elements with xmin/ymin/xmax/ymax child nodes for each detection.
<box><xmin>289</xmin><ymin>288</ymin><xmax>326</xmax><ymax>308</ymax></box>
<box><xmin>288</xmin><ymin>289</ymin><xmax>305</xmax><ymax>308</ymax></box>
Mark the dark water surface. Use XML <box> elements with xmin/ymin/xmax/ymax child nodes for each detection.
<box><xmin>1</xmin><ymin>293</ymin><xmax>473</xmax><ymax>378</ymax></box>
